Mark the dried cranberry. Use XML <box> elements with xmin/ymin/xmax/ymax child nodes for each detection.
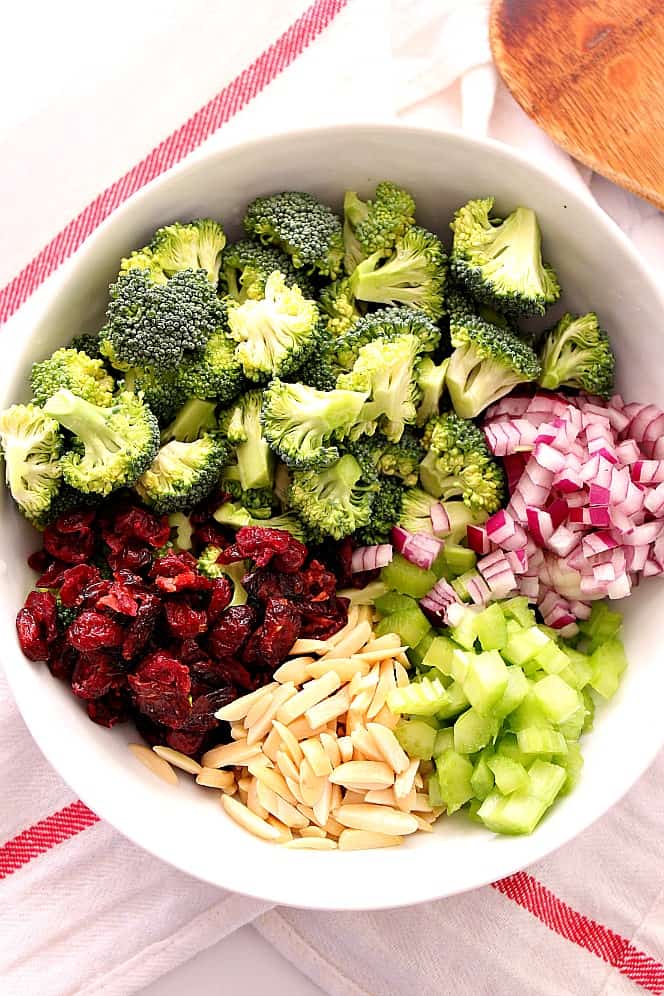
<box><xmin>28</xmin><ymin>549</ymin><xmax>50</xmax><ymax>573</ymax></box>
<box><xmin>96</xmin><ymin>581</ymin><xmax>139</xmax><ymax>617</ymax></box>
<box><xmin>71</xmin><ymin>652</ymin><xmax>125</xmax><ymax>699</ymax></box>
<box><xmin>35</xmin><ymin>559</ymin><xmax>70</xmax><ymax>589</ymax></box>
<box><xmin>113</xmin><ymin>507</ymin><xmax>171</xmax><ymax>548</ymax></box>
<box><xmin>219</xmin><ymin>526</ymin><xmax>307</xmax><ymax>572</ymax></box>
<box><xmin>163</xmin><ymin>601</ymin><xmax>208</xmax><ymax>639</ymax></box>
<box><xmin>79</xmin><ymin>579</ymin><xmax>113</xmax><ymax>609</ymax></box>
<box><xmin>242</xmin><ymin>568</ymin><xmax>304</xmax><ymax>603</ymax></box>
<box><xmin>191</xmin><ymin>522</ymin><xmax>227</xmax><ymax>551</ymax></box>
<box><xmin>215</xmin><ymin>656</ymin><xmax>255</xmax><ymax>690</ymax></box>
<box><xmin>300</xmin><ymin>596</ymin><xmax>348</xmax><ymax>640</ymax></box>
<box><xmin>128</xmin><ymin>650</ymin><xmax>191</xmax><ymax>727</ymax></box>
<box><xmin>67</xmin><ymin>611</ymin><xmax>125</xmax><ymax>651</ymax></box>
<box><xmin>43</xmin><ymin>518</ymin><xmax>95</xmax><ymax>564</ymax></box>
<box><xmin>59</xmin><ymin>564</ymin><xmax>102</xmax><ymax>607</ymax></box>
<box><xmin>56</xmin><ymin>509</ymin><xmax>96</xmax><ymax>533</ymax></box>
<box><xmin>189</xmin><ymin>489</ymin><xmax>228</xmax><ymax>525</ymax></box>
<box><xmin>242</xmin><ymin>598</ymin><xmax>301</xmax><ymax>669</ymax></box>
<box><xmin>207</xmin><ymin>576</ymin><xmax>233</xmax><ymax>622</ymax></box>
<box><xmin>121</xmin><ymin>594</ymin><xmax>161</xmax><ymax>660</ymax></box>
<box><xmin>165</xmin><ymin>729</ymin><xmax>205</xmax><ymax>755</ymax></box>
<box><xmin>179</xmin><ymin>687</ymin><xmax>235</xmax><ymax>735</ymax></box>
<box><xmin>47</xmin><ymin>638</ymin><xmax>78</xmax><ymax>681</ymax></box>
<box><xmin>150</xmin><ymin>550</ymin><xmax>198</xmax><ymax>578</ymax></box>
<box><xmin>17</xmin><ymin>608</ymin><xmax>48</xmax><ymax>661</ymax></box>
<box><xmin>134</xmin><ymin>712</ymin><xmax>168</xmax><ymax>747</ymax></box>
<box><xmin>106</xmin><ymin>541</ymin><xmax>153</xmax><ymax>575</ymax></box>
<box><xmin>208</xmin><ymin>605</ymin><xmax>257</xmax><ymax>659</ymax></box>
<box><xmin>300</xmin><ymin>559</ymin><xmax>337</xmax><ymax>601</ymax></box>
<box><xmin>87</xmin><ymin>688</ymin><xmax>130</xmax><ymax>727</ymax></box>
<box><xmin>24</xmin><ymin>590</ymin><xmax>58</xmax><ymax>643</ymax></box>
<box><xmin>154</xmin><ymin>571</ymin><xmax>212</xmax><ymax>594</ymax></box>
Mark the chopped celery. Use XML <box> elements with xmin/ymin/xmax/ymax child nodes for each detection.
<box><xmin>578</xmin><ymin>601</ymin><xmax>623</xmax><ymax>651</ymax></box>
<box><xmin>502</xmin><ymin>626</ymin><xmax>550</xmax><ymax>667</ymax></box>
<box><xmin>394</xmin><ymin>718</ymin><xmax>437</xmax><ymax>759</ymax></box>
<box><xmin>436</xmin><ymin>680</ymin><xmax>470</xmax><ymax>720</ymax></box>
<box><xmin>517</xmin><ymin>727</ymin><xmax>568</xmax><ymax>755</ymax></box>
<box><xmin>478</xmin><ymin>790</ymin><xmax>547</xmax><ymax>835</ymax></box>
<box><xmin>428</xmin><ymin>770</ymin><xmax>444</xmax><ymax>808</ymax></box>
<box><xmin>374</xmin><ymin>592</ymin><xmax>417</xmax><ymax>616</ymax></box>
<box><xmin>501</xmin><ymin>596</ymin><xmax>536</xmax><ymax>629</ymax></box>
<box><xmin>533</xmin><ymin>640</ymin><xmax>570</xmax><ymax>675</ymax></box>
<box><xmin>408</xmin><ymin>630</ymin><xmax>435</xmax><ymax>668</ymax></box>
<box><xmin>582</xmin><ymin>689</ymin><xmax>595</xmax><ymax>732</ymax></box>
<box><xmin>388</xmin><ymin>675</ymin><xmax>448</xmax><ymax>717</ymax></box>
<box><xmin>451</xmin><ymin>569</ymin><xmax>479</xmax><ymax>602</ymax></box>
<box><xmin>470</xmin><ymin>751</ymin><xmax>495</xmax><ymax>800</ymax></box>
<box><xmin>589</xmin><ymin>638</ymin><xmax>627</xmax><ymax>699</ymax></box>
<box><xmin>375</xmin><ymin>607</ymin><xmax>431</xmax><ymax>647</ymax></box>
<box><xmin>475</xmin><ymin>602</ymin><xmax>508</xmax><ymax>651</ymax></box>
<box><xmin>449</xmin><ymin>607</ymin><xmax>479</xmax><ymax>650</ymax></box>
<box><xmin>527</xmin><ymin>759</ymin><xmax>566</xmax><ymax>804</ymax></box>
<box><xmin>434</xmin><ymin>727</ymin><xmax>454</xmax><ymax>756</ymax></box>
<box><xmin>381</xmin><ymin>554</ymin><xmax>436</xmax><ymax>598</ymax></box>
<box><xmin>532</xmin><ymin>674</ymin><xmax>580</xmax><ymax>724</ymax></box>
<box><xmin>462</xmin><ymin>651</ymin><xmax>509</xmax><ymax>715</ymax></box>
<box><xmin>557</xmin><ymin>703</ymin><xmax>587</xmax><ymax>741</ymax></box>
<box><xmin>488</xmin><ymin>755</ymin><xmax>529</xmax><ymax>794</ymax></box>
<box><xmin>467</xmin><ymin>798</ymin><xmax>484</xmax><ymax>823</ymax></box>
<box><xmin>337</xmin><ymin>580</ymin><xmax>390</xmax><ymax>605</ymax></box>
<box><xmin>454</xmin><ymin>708</ymin><xmax>499</xmax><ymax>753</ymax></box>
<box><xmin>555</xmin><ymin>741</ymin><xmax>584</xmax><ymax>795</ymax></box>
<box><xmin>494</xmin><ymin>732</ymin><xmax>524</xmax><ymax>762</ymax></box>
<box><xmin>443</xmin><ymin>544</ymin><xmax>477</xmax><ymax>577</ymax></box>
<box><xmin>435</xmin><ymin>750</ymin><xmax>474</xmax><ymax>813</ymax></box>
<box><xmin>508</xmin><ymin>691</ymin><xmax>551</xmax><ymax>731</ymax></box>
<box><xmin>421</xmin><ymin>636</ymin><xmax>456</xmax><ymax>675</ymax></box>
<box><xmin>431</xmin><ymin>551</ymin><xmax>455</xmax><ymax>580</ymax></box>
<box><xmin>492</xmin><ymin>665</ymin><xmax>529</xmax><ymax>719</ymax></box>
<box><xmin>558</xmin><ymin>647</ymin><xmax>593</xmax><ymax>690</ymax></box>
<box><xmin>447</xmin><ymin>648</ymin><xmax>471</xmax><ymax>683</ymax></box>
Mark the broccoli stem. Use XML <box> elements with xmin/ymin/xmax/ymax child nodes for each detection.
<box><xmin>44</xmin><ymin>391</ymin><xmax>121</xmax><ymax>456</ymax></box>
<box><xmin>162</xmin><ymin>399</ymin><xmax>217</xmax><ymax>443</ymax></box>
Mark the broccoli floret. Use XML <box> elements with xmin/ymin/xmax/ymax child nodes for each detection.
<box><xmin>198</xmin><ymin>546</ymin><xmax>249</xmax><ymax>604</ymax></box>
<box><xmin>337</xmin><ymin>334</ymin><xmax>424</xmax><ymax>442</ymax></box>
<box><xmin>122</xmin><ymin>219</ymin><xmax>226</xmax><ymax>285</ymax></box>
<box><xmin>375</xmin><ymin>429</ymin><xmax>424</xmax><ymax>486</ymax></box>
<box><xmin>261</xmin><ymin>379</ymin><xmax>367</xmax><ymax>470</ymax></box>
<box><xmin>319</xmin><ymin>278</ymin><xmax>362</xmax><ymax>336</ymax></box>
<box><xmin>445</xmin><ymin>290</ymin><xmax>541</xmax><ymax>418</ymax></box>
<box><xmin>450</xmin><ymin>197</ymin><xmax>561</xmax><ymax>317</ymax></box>
<box><xmin>220</xmin><ymin>390</ymin><xmax>275</xmax><ymax>493</ymax></box>
<box><xmin>104</xmin><ymin>268</ymin><xmax>225</xmax><ymax>371</ymax></box>
<box><xmin>219</xmin><ymin>465</ymin><xmax>275</xmax><ymax>519</ymax></box>
<box><xmin>416</xmin><ymin>356</ymin><xmax>448</xmax><ymax>426</ymax></box>
<box><xmin>333</xmin><ymin>305</ymin><xmax>440</xmax><ymax>371</ymax></box>
<box><xmin>135</xmin><ymin>434</ymin><xmax>228</xmax><ymax>513</ymax></box>
<box><xmin>132</xmin><ymin>368</ymin><xmax>187</xmax><ymax>424</ymax></box>
<box><xmin>213</xmin><ymin>500</ymin><xmax>308</xmax><ymax>542</ymax></box>
<box><xmin>43</xmin><ymin>388</ymin><xmax>159</xmax><ymax>496</ymax></box>
<box><xmin>349</xmin><ymin>226</ymin><xmax>446</xmax><ymax>319</ymax></box>
<box><xmin>244</xmin><ymin>191</ymin><xmax>344</xmax><ymax>278</ymax></box>
<box><xmin>539</xmin><ymin>312</ymin><xmax>615</xmax><ymax>397</ymax></box>
<box><xmin>178</xmin><ymin>329</ymin><xmax>245</xmax><ymax>406</ymax></box>
<box><xmin>227</xmin><ymin>271</ymin><xmax>319</xmax><ymax>382</ymax></box>
<box><xmin>288</xmin><ymin>453</ymin><xmax>375</xmax><ymax>541</ymax></box>
<box><xmin>222</xmin><ymin>238</ymin><xmax>316</xmax><ymax>302</ymax></box>
<box><xmin>0</xmin><ymin>403</ymin><xmax>62</xmax><ymax>524</ymax></box>
<box><xmin>69</xmin><ymin>330</ymin><xmax>103</xmax><ymax>359</ymax></box>
<box><xmin>30</xmin><ymin>348</ymin><xmax>116</xmax><ymax>407</ymax></box>
<box><xmin>296</xmin><ymin>329</ymin><xmax>343</xmax><ymax>391</ymax></box>
<box><xmin>398</xmin><ymin>487</ymin><xmax>480</xmax><ymax>542</ymax></box>
<box><xmin>343</xmin><ymin>182</ymin><xmax>416</xmax><ymax>274</ymax></box>
<box><xmin>356</xmin><ymin>476</ymin><xmax>405</xmax><ymax>544</ymax></box>
<box><xmin>419</xmin><ymin>412</ymin><xmax>505</xmax><ymax>514</ymax></box>
<box><xmin>168</xmin><ymin>511</ymin><xmax>194</xmax><ymax>550</ymax></box>
<box><xmin>160</xmin><ymin>399</ymin><xmax>217</xmax><ymax>443</ymax></box>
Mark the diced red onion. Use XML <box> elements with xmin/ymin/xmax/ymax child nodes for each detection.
<box><xmin>485</xmin><ymin>567</ymin><xmax>517</xmax><ymax>599</ymax></box>
<box><xmin>569</xmin><ymin>599</ymin><xmax>592</xmax><ymax>620</ymax></box>
<box><xmin>430</xmin><ymin>502</ymin><xmax>451</xmax><ymax>536</ymax></box>
<box><xmin>644</xmin><ymin>482</ymin><xmax>664</xmax><ymax>516</ymax></box>
<box><xmin>534</xmin><ymin>442</ymin><xmax>566</xmax><ymax>473</ymax></box>
<box><xmin>466</xmin><ymin>524</ymin><xmax>491</xmax><ymax>555</ymax></box>
<box><xmin>518</xmin><ymin>575</ymin><xmax>540</xmax><ymax>601</ymax></box>
<box><xmin>486</xmin><ymin>508</ymin><xmax>517</xmax><ymax>544</ymax></box>
<box><xmin>466</xmin><ymin>574</ymin><xmax>491</xmax><ymax>606</ymax></box>
<box><xmin>615</xmin><ymin>440</ymin><xmax>641</xmax><ymax>464</ymax></box>
<box><xmin>547</xmin><ymin>525</ymin><xmax>578</xmax><ymax>557</ymax></box>
<box><xmin>420</xmin><ymin>578</ymin><xmax>460</xmax><ymax>618</ymax></box>
<box><xmin>620</xmin><ymin>521</ymin><xmax>663</xmax><ymax>546</ymax></box>
<box><xmin>643</xmin><ymin>559</ymin><xmax>664</xmax><ymax>578</ymax></box>
<box><xmin>547</xmin><ymin>498</ymin><xmax>569</xmax><ymax>529</ymax></box>
<box><xmin>506</xmin><ymin>549</ymin><xmax>528</xmax><ymax>574</ymax></box>
<box><xmin>589</xmin><ymin>484</ymin><xmax>610</xmax><ymax>507</ymax></box>
<box><xmin>632</xmin><ymin>460</ymin><xmax>664</xmax><ymax>484</ymax></box>
<box><xmin>351</xmin><ymin>544</ymin><xmax>393</xmax><ymax>573</ymax></box>
<box><xmin>607</xmin><ymin>573</ymin><xmax>632</xmax><ymax>599</ymax></box>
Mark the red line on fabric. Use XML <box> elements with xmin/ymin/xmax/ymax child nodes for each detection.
<box><xmin>493</xmin><ymin>872</ymin><xmax>664</xmax><ymax>994</ymax></box>
<box><xmin>0</xmin><ymin>801</ymin><xmax>98</xmax><ymax>879</ymax></box>
<box><xmin>0</xmin><ymin>0</ymin><xmax>348</xmax><ymax>325</ymax></box>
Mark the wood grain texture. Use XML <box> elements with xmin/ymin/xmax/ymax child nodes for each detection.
<box><xmin>490</xmin><ymin>0</ymin><xmax>664</xmax><ymax>210</ymax></box>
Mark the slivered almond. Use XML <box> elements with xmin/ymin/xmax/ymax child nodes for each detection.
<box><xmin>256</xmin><ymin>781</ymin><xmax>309</xmax><ymax>829</ymax></box>
<box><xmin>237</xmin><ymin>775</ymin><xmax>253</xmax><ymax>793</ymax></box>
<box><xmin>322</xmin><ymin>620</ymin><xmax>372</xmax><ymax>660</ymax></box>
<box><xmin>284</xmin><ymin>716</ymin><xmax>327</xmax><ymax>741</ymax></box>
<box><xmin>412</xmin><ymin>793</ymin><xmax>433</xmax><ymax>812</ymax></box>
<box><xmin>129</xmin><ymin>744</ymin><xmax>178</xmax><ymax>785</ymax></box>
<box><xmin>319</xmin><ymin>732</ymin><xmax>341</xmax><ymax>769</ymax></box>
<box><xmin>413</xmin><ymin>815</ymin><xmax>434</xmax><ymax>832</ymax></box>
<box><xmin>330</xmin><ymin>783</ymin><xmax>343</xmax><ymax>812</ymax></box>
<box><xmin>300</xmin><ymin>739</ymin><xmax>332</xmax><ymax>777</ymax></box>
<box><xmin>300</xmin><ymin>825</ymin><xmax>327</xmax><ymax>838</ymax></box>
<box><xmin>215</xmin><ymin>682</ymin><xmax>278</xmax><ymax>722</ymax></box>
<box><xmin>313</xmin><ymin>778</ymin><xmax>332</xmax><ymax>827</ymax></box>
<box><xmin>348</xmin><ymin>686</ymin><xmax>374</xmax><ymax>716</ymax></box>
<box><xmin>271</xmin><ymin>720</ymin><xmax>304</xmax><ymax>765</ymax></box>
<box><xmin>289</xmin><ymin>638</ymin><xmax>331</xmax><ymax>655</ymax></box>
<box><xmin>247</xmin><ymin>682</ymin><xmax>297</xmax><ymax>745</ymax></box>
<box><xmin>246</xmin><ymin>778</ymin><xmax>269</xmax><ymax>819</ymax></box>
<box><xmin>395</xmin><ymin>787</ymin><xmax>417</xmax><ymax>812</ymax></box>
<box><xmin>299</xmin><ymin>758</ymin><xmax>328</xmax><ymax>807</ymax></box>
<box><xmin>350</xmin><ymin>727</ymin><xmax>385</xmax><ymax>763</ymax></box>
<box><xmin>153</xmin><ymin>746</ymin><xmax>202</xmax><ymax>775</ymax></box>
<box><xmin>355</xmin><ymin>664</ymin><xmax>380</xmax><ymax>693</ymax></box>
<box><xmin>296</xmin><ymin>803</ymin><xmax>316</xmax><ymax>823</ymax></box>
<box><xmin>273</xmin><ymin>657</ymin><xmax>315</xmax><ymax>685</ymax></box>
<box><xmin>326</xmin><ymin>606</ymin><xmax>359</xmax><ymax>646</ymax></box>
<box><xmin>248</xmin><ymin>757</ymin><xmax>298</xmax><ymax>805</ymax></box>
<box><xmin>266</xmin><ymin>815</ymin><xmax>293</xmax><ymax>843</ymax></box>
<box><xmin>367</xmin><ymin>722</ymin><xmax>410</xmax><ymax>774</ymax></box>
<box><xmin>355</xmin><ymin>646</ymin><xmax>408</xmax><ymax>663</ymax></box>
<box><xmin>414</xmin><ymin>772</ymin><xmax>424</xmax><ymax>790</ymax></box>
<box><xmin>330</xmin><ymin>761</ymin><xmax>394</xmax><ymax>791</ymax></box>
<box><xmin>417</xmin><ymin>809</ymin><xmax>440</xmax><ymax>824</ymax></box>
<box><xmin>367</xmin><ymin>661</ymin><xmax>397</xmax><ymax>720</ymax></box>
<box><xmin>338</xmin><ymin>736</ymin><xmax>354</xmax><ymax>763</ymax></box>
<box><xmin>276</xmin><ymin>671</ymin><xmax>340</xmax><ymax>726</ymax></box>
<box><xmin>364</xmin><ymin>633</ymin><xmax>402</xmax><ymax>651</ymax></box>
<box><xmin>394</xmin><ymin>661</ymin><xmax>410</xmax><ymax>687</ymax></box>
<box><xmin>201</xmin><ymin>740</ymin><xmax>262</xmax><ymax>769</ymax></box>
<box><xmin>323</xmin><ymin>815</ymin><xmax>345</xmax><ymax>838</ymax></box>
<box><xmin>334</xmin><ymin>804</ymin><xmax>419</xmax><ymax>836</ymax></box>
<box><xmin>230</xmin><ymin>724</ymin><xmax>247</xmax><ymax>740</ymax></box>
<box><xmin>285</xmin><ymin>776</ymin><xmax>306</xmax><ymax>806</ymax></box>
<box><xmin>338</xmin><ymin>829</ymin><xmax>403</xmax><ymax>850</ymax></box>
<box><xmin>196</xmin><ymin>767</ymin><xmax>235</xmax><ymax>790</ymax></box>
<box><xmin>244</xmin><ymin>686</ymin><xmax>276</xmax><ymax>729</ymax></box>
<box><xmin>222</xmin><ymin>782</ymin><xmax>238</xmax><ymax>797</ymax></box>
<box><xmin>262</xmin><ymin>725</ymin><xmax>281</xmax><ymax>764</ymax></box>
<box><xmin>364</xmin><ymin>788</ymin><xmax>397</xmax><ymax>806</ymax></box>
<box><xmin>371</xmin><ymin>703</ymin><xmax>399</xmax><ymax>730</ymax></box>
<box><xmin>347</xmin><ymin>672</ymin><xmax>366</xmax><ymax>698</ymax></box>
<box><xmin>276</xmin><ymin>749</ymin><xmax>300</xmax><ymax>783</ymax></box>
<box><xmin>394</xmin><ymin>759</ymin><xmax>420</xmax><ymax>800</ymax></box>
<box><xmin>305</xmin><ymin>657</ymin><xmax>370</xmax><ymax>682</ymax></box>
<box><xmin>283</xmin><ymin>837</ymin><xmax>337</xmax><ymax>850</ymax></box>
<box><xmin>238</xmin><ymin>787</ymin><xmax>249</xmax><ymax>805</ymax></box>
<box><xmin>304</xmin><ymin>686</ymin><xmax>351</xmax><ymax>729</ymax></box>
<box><xmin>221</xmin><ymin>793</ymin><xmax>281</xmax><ymax>841</ymax></box>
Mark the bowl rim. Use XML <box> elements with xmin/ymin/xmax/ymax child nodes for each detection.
<box><xmin>4</xmin><ymin>121</ymin><xmax>664</xmax><ymax>910</ymax></box>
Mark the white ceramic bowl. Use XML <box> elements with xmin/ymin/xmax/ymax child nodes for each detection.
<box><xmin>2</xmin><ymin>125</ymin><xmax>663</xmax><ymax>910</ymax></box>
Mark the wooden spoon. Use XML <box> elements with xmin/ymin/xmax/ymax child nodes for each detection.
<box><xmin>489</xmin><ymin>0</ymin><xmax>664</xmax><ymax>210</ymax></box>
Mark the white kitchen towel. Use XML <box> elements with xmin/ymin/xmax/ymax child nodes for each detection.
<box><xmin>1</xmin><ymin>1</ymin><xmax>663</xmax><ymax>995</ymax></box>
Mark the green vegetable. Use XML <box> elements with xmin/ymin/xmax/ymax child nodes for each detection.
<box><xmin>169</xmin><ymin>511</ymin><xmax>194</xmax><ymax>550</ymax></box>
<box><xmin>394</xmin><ymin>718</ymin><xmax>437</xmax><ymax>760</ymax></box>
<box><xmin>333</xmin><ymin>305</ymin><xmax>440</xmax><ymax>371</ymax></box>
<box><xmin>435</xmin><ymin>750</ymin><xmax>474</xmax><ymax>813</ymax></box>
<box><xmin>453</xmin><ymin>708</ymin><xmax>498</xmax><ymax>754</ymax></box>
<box><xmin>135</xmin><ymin>434</ymin><xmax>228</xmax><ymax>513</ymax></box>
<box><xmin>243</xmin><ymin>191</ymin><xmax>344</xmax><ymax>278</ymax></box>
<box><xmin>349</xmin><ymin>226</ymin><xmax>447</xmax><ymax>319</ymax></box>
<box><xmin>419</xmin><ymin>412</ymin><xmax>505</xmax><ymax>515</ymax></box>
<box><xmin>375</xmin><ymin>607</ymin><xmax>431</xmax><ymax>647</ymax></box>
<box><xmin>213</xmin><ymin>501</ymin><xmax>308</xmax><ymax>542</ymax></box>
<box><xmin>0</xmin><ymin>403</ymin><xmax>63</xmax><ymax>525</ymax></box>
<box><xmin>319</xmin><ymin>278</ymin><xmax>362</xmax><ymax>336</ymax></box>
<box><xmin>30</xmin><ymin>348</ymin><xmax>116</xmax><ymax>407</ymax></box>
<box><xmin>374</xmin><ymin>592</ymin><xmax>418</xmax><ymax>616</ymax></box>
<box><xmin>578</xmin><ymin>601</ymin><xmax>623</xmax><ymax>652</ymax></box>
<box><xmin>415</xmin><ymin>357</ymin><xmax>448</xmax><ymax>426</ymax></box>
<box><xmin>539</xmin><ymin>312</ymin><xmax>615</xmax><ymax>398</ymax></box>
<box><xmin>161</xmin><ymin>399</ymin><xmax>217</xmax><ymax>443</ymax></box>
<box><xmin>342</xmin><ymin>181</ymin><xmax>416</xmax><ymax>273</ymax></box>
<box><xmin>220</xmin><ymin>390</ymin><xmax>275</xmax><ymax>492</ymax></box>
<box><xmin>388</xmin><ymin>675</ymin><xmax>449</xmax><ymax>717</ymax></box>
<box><xmin>288</xmin><ymin>453</ymin><xmax>375</xmax><ymax>541</ymax></box>
<box><xmin>221</xmin><ymin>238</ymin><xmax>316</xmax><ymax>302</ymax></box>
<box><xmin>450</xmin><ymin>197</ymin><xmax>560</xmax><ymax>317</ymax></box>
<box><xmin>197</xmin><ymin>545</ymin><xmax>248</xmax><ymax>605</ymax></box>
<box><xmin>43</xmin><ymin>388</ymin><xmax>159</xmax><ymax>496</ymax></box>
<box><xmin>122</xmin><ymin>218</ymin><xmax>226</xmax><ymax>285</ymax></box>
<box><xmin>589</xmin><ymin>638</ymin><xmax>628</xmax><ymax>699</ymax></box>
<box><xmin>380</xmin><ymin>552</ymin><xmax>436</xmax><ymax>598</ymax></box>
<box><xmin>475</xmin><ymin>603</ymin><xmax>508</xmax><ymax>651</ymax></box>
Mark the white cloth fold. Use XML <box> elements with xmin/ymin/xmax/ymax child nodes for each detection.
<box><xmin>1</xmin><ymin>1</ymin><xmax>662</xmax><ymax>994</ymax></box>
